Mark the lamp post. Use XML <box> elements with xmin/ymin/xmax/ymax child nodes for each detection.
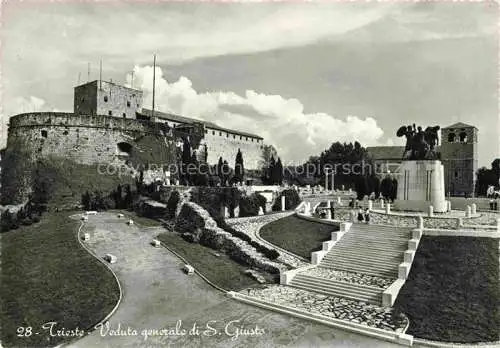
<box><xmin>324</xmin><ymin>167</ymin><xmax>335</xmax><ymax>191</ymax></box>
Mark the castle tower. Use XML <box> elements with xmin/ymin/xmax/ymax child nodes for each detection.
<box><xmin>440</xmin><ymin>122</ymin><xmax>478</xmax><ymax>197</ymax></box>
<box><xmin>74</xmin><ymin>80</ymin><xmax>143</xmax><ymax>119</ymax></box>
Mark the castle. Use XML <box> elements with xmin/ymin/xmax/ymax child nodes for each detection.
<box><xmin>366</xmin><ymin>122</ymin><xmax>478</xmax><ymax>197</ymax></box>
<box><xmin>1</xmin><ymin>80</ymin><xmax>264</xmax><ymax>203</ymax></box>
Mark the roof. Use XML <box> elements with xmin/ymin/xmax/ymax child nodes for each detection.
<box><xmin>442</xmin><ymin>122</ymin><xmax>477</xmax><ymax>130</ymax></box>
<box><xmin>74</xmin><ymin>80</ymin><xmax>143</xmax><ymax>93</ymax></box>
<box><xmin>366</xmin><ymin>146</ymin><xmax>406</xmax><ymax>160</ymax></box>
<box><xmin>140</xmin><ymin>108</ymin><xmax>263</xmax><ymax>140</ymax></box>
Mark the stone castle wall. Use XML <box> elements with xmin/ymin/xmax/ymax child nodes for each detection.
<box><xmin>3</xmin><ymin>112</ymin><xmax>177</xmax><ymax>203</ymax></box>
<box><xmin>7</xmin><ymin>112</ymin><xmax>166</xmax><ymax>165</ymax></box>
<box><xmin>203</xmin><ymin>131</ymin><xmax>263</xmax><ymax>170</ymax></box>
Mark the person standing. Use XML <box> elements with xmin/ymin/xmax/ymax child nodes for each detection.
<box><xmin>357</xmin><ymin>208</ymin><xmax>364</xmax><ymax>223</ymax></box>
<box><xmin>364</xmin><ymin>208</ymin><xmax>370</xmax><ymax>224</ymax></box>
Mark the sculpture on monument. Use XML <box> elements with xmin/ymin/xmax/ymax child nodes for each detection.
<box><xmin>396</xmin><ymin>124</ymin><xmax>440</xmax><ymax>160</ymax></box>
<box><xmin>394</xmin><ymin>123</ymin><xmax>447</xmax><ymax>212</ymax></box>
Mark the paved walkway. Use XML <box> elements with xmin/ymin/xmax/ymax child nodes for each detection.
<box><xmin>68</xmin><ymin>212</ymin><xmax>404</xmax><ymax>348</ymax></box>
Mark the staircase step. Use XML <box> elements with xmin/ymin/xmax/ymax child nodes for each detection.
<box><xmin>337</xmin><ymin>240</ymin><xmax>408</xmax><ymax>252</ymax></box>
<box><xmin>330</xmin><ymin>246</ymin><xmax>404</xmax><ymax>257</ymax></box>
<box><xmin>342</xmin><ymin>234</ymin><xmax>410</xmax><ymax>243</ymax></box>
<box><xmin>323</xmin><ymin>253</ymin><xmax>402</xmax><ymax>268</ymax></box>
<box><xmin>289</xmin><ymin>282</ymin><xmax>382</xmax><ymax>305</ymax></box>
<box><xmin>294</xmin><ymin>274</ymin><xmax>383</xmax><ymax>294</ymax></box>
<box><xmin>320</xmin><ymin>266</ymin><xmax>397</xmax><ymax>279</ymax></box>
<box><xmin>327</xmin><ymin>249</ymin><xmax>404</xmax><ymax>262</ymax></box>
<box><xmin>340</xmin><ymin>234</ymin><xmax>408</xmax><ymax>243</ymax></box>
<box><xmin>319</xmin><ymin>261</ymin><xmax>398</xmax><ymax>278</ymax></box>
<box><xmin>291</xmin><ymin>278</ymin><xmax>380</xmax><ymax>299</ymax></box>
<box><xmin>350</xmin><ymin>226</ymin><xmax>412</xmax><ymax>237</ymax></box>
<box><xmin>321</xmin><ymin>259</ymin><xmax>399</xmax><ymax>274</ymax></box>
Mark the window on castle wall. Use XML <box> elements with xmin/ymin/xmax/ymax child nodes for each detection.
<box><xmin>219</xmin><ymin>132</ymin><xmax>222</xmax><ymax>136</ymax></box>
<box><xmin>240</xmin><ymin>136</ymin><xmax>242</xmax><ymax>140</ymax></box>
<box><xmin>127</xmin><ymin>101</ymin><xmax>131</xmax><ymax>107</ymax></box>
<box><xmin>123</xmin><ymin>113</ymin><xmax>126</xmax><ymax>118</ymax></box>
<box><xmin>108</xmin><ymin>111</ymin><xmax>112</xmax><ymax>116</ymax></box>
<box><xmin>454</xmin><ymin>171</ymin><xmax>459</xmax><ymax>178</ymax></box>
<box><xmin>448</xmin><ymin>133</ymin><xmax>456</xmax><ymax>142</ymax></box>
<box><xmin>104</xmin><ymin>96</ymin><xmax>108</xmax><ymax>102</ymax></box>
<box><xmin>212</xmin><ymin>131</ymin><xmax>215</xmax><ymax>135</ymax></box>
<box><xmin>459</xmin><ymin>132</ymin><xmax>467</xmax><ymax>142</ymax></box>
<box><xmin>226</xmin><ymin>133</ymin><xmax>229</xmax><ymax>137</ymax></box>
<box><xmin>41</xmin><ymin>130</ymin><xmax>48</xmax><ymax>138</ymax></box>
<box><xmin>246</xmin><ymin>137</ymin><xmax>248</xmax><ymax>141</ymax></box>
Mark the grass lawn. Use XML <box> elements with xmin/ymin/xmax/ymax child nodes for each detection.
<box><xmin>0</xmin><ymin>212</ymin><xmax>120</xmax><ymax>348</ymax></box>
<box><xmin>394</xmin><ymin>236</ymin><xmax>500</xmax><ymax>343</ymax></box>
<box><xmin>259</xmin><ymin>215</ymin><xmax>338</xmax><ymax>260</ymax></box>
<box><xmin>157</xmin><ymin>232</ymin><xmax>274</xmax><ymax>291</ymax></box>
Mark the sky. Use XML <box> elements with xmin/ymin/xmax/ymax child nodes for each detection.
<box><xmin>1</xmin><ymin>1</ymin><xmax>499</xmax><ymax>167</ymax></box>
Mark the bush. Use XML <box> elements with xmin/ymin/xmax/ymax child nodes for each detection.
<box><xmin>166</xmin><ymin>191</ymin><xmax>181</xmax><ymax>219</ymax></box>
<box><xmin>216</xmin><ymin>219</ymin><xmax>280</xmax><ymax>260</ymax></box>
<box><xmin>272</xmin><ymin>188</ymin><xmax>301</xmax><ymax>211</ymax></box>
<box><xmin>239</xmin><ymin>193</ymin><xmax>267</xmax><ymax>217</ymax></box>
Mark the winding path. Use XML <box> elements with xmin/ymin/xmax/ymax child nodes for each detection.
<box><xmin>68</xmin><ymin>212</ymin><xmax>403</xmax><ymax>348</ymax></box>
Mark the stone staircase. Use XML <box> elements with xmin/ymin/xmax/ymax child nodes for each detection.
<box><xmin>320</xmin><ymin>224</ymin><xmax>412</xmax><ymax>278</ymax></box>
<box><xmin>288</xmin><ymin>223</ymin><xmax>413</xmax><ymax>305</ymax></box>
<box><xmin>289</xmin><ymin>273</ymin><xmax>383</xmax><ymax>305</ymax></box>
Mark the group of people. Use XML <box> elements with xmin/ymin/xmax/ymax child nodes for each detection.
<box><xmin>357</xmin><ymin>208</ymin><xmax>370</xmax><ymax>223</ymax></box>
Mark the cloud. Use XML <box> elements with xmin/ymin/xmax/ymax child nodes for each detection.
<box><xmin>127</xmin><ymin>66</ymin><xmax>385</xmax><ymax>163</ymax></box>
<box><xmin>0</xmin><ymin>96</ymin><xmax>47</xmax><ymax>149</ymax></box>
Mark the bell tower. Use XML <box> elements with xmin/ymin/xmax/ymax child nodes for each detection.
<box><xmin>440</xmin><ymin>122</ymin><xmax>478</xmax><ymax>197</ymax></box>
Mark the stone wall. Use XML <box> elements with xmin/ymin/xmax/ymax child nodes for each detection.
<box><xmin>175</xmin><ymin>202</ymin><xmax>286</xmax><ymax>273</ymax></box>
<box><xmin>333</xmin><ymin>208</ymin><xmax>460</xmax><ymax>229</ymax></box>
<box><xmin>3</xmin><ymin>112</ymin><xmax>177</xmax><ymax>203</ymax></box>
<box><xmin>203</xmin><ymin>131</ymin><xmax>263</xmax><ymax>170</ymax></box>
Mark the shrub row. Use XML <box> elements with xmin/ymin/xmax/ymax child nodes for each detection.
<box><xmin>1</xmin><ymin>201</ymin><xmax>44</xmax><ymax>233</ymax></box>
<box><xmin>238</xmin><ymin>193</ymin><xmax>267</xmax><ymax>217</ymax></box>
<box><xmin>272</xmin><ymin>188</ymin><xmax>301</xmax><ymax>211</ymax></box>
<box><xmin>216</xmin><ymin>219</ymin><xmax>280</xmax><ymax>260</ymax></box>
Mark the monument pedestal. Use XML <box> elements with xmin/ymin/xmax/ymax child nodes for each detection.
<box><xmin>394</xmin><ymin>160</ymin><xmax>447</xmax><ymax>213</ymax></box>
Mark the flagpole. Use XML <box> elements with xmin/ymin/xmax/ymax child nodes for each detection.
<box><xmin>152</xmin><ymin>54</ymin><xmax>156</xmax><ymax>119</ymax></box>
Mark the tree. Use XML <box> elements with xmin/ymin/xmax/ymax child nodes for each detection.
<box><xmin>181</xmin><ymin>138</ymin><xmax>192</xmax><ymax>185</ymax></box>
<box><xmin>268</xmin><ymin>156</ymin><xmax>277</xmax><ymax>184</ymax></box>
<box><xmin>367</xmin><ymin>174</ymin><xmax>381</xmax><ymax>198</ymax></box>
<box><xmin>1</xmin><ymin>209</ymin><xmax>14</xmax><ymax>232</ymax></box>
<box><xmin>81</xmin><ymin>191</ymin><xmax>91</xmax><ymax>210</ymax></box>
<box><xmin>380</xmin><ymin>176</ymin><xmax>393</xmax><ymax>201</ymax></box>
<box><xmin>234</xmin><ymin>149</ymin><xmax>245</xmax><ymax>184</ymax></box>
<box><xmin>300</xmin><ymin>141</ymin><xmax>368</xmax><ymax>190</ymax></box>
<box><xmin>476</xmin><ymin>167</ymin><xmax>498</xmax><ymax>196</ymax></box>
<box><xmin>217</xmin><ymin>157</ymin><xmax>224</xmax><ymax>184</ymax></box>
<box><xmin>275</xmin><ymin>157</ymin><xmax>284</xmax><ymax>185</ymax></box>
<box><xmin>354</xmin><ymin>175</ymin><xmax>369</xmax><ymax>200</ymax></box>
<box><xmin>492</xmin><ymin>158</ymin><xmax>500</xmax><ymax>184</ymax></box>
<box><xmin>222</xmin><ymin>160</ymin><xmax>230</xmax><ymax>186</ymax></box>
<box><xmin>390</xmin><ymin>177</ymin><xmax>398</xmax><ymax>202</ymax></box>
<box><xmin>124</xmin><ymin>184</ymin><xmax>133</xmax><ymax>209</ymax></box>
